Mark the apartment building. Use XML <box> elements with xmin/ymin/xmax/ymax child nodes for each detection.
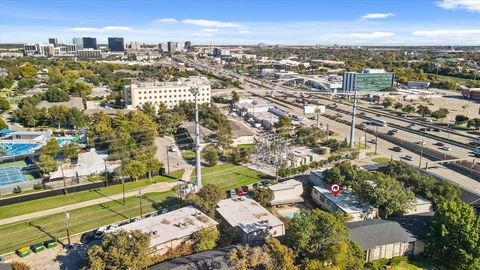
<box><xmin>124</xmin><ymin>76</ymin><xmax>211</xmax><ymax>109</ymax></box>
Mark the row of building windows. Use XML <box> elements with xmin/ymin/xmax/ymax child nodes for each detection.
<box><xmin>137</xmin><ymin>88</ymin><xmax>208</xmax><ymax>94</ymax></box>
<box><xmin>138</xmin><ymin>98</ymin><xmax>209</xmax><ymax>105</ymax></box>
<box><xmin>138</xmin><ymin>93</ymin><xmax>209</xmax><ymax>99</ymax></box>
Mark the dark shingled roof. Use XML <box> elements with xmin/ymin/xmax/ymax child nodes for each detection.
<box><xmin>346</xmin><ymin>213</ymin><xmax>433</xmax><ymax>250</ymax></box>
<box><xmin>148</xmin><ymin>246</ymin><xmax>236</xmax><ymax>270</ymax></box>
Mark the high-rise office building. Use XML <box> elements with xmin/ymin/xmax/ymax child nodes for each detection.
<box><xmin>167</xmin><ymin>41</ymin><xmax>177</xmax><ymax>53</ymax></box>
<box><xmin>73</xmin><ymin>38</ymin><xmax>84</xmax><ymax>50</ymax></box>
<box><xmin>48</xmin><ymin>38</ymin><xmax>58</xmax><ymax>47</ymax></box>
<box><xmin>108</xmin><ymin>37</ymin><xmax>125</xmax><ymax>52</ymax></box>
<box><xmin>82</xmin><ymin>37</ymin><xmax>97</xmax><ymax>49</ymax></box>
<box><xmin>185</xmin><ymin>41</ymin><xmax>192</xmax><ymax>51</ymax></box>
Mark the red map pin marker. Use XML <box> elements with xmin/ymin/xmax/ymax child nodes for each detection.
<box><xmin>330</xmin><ymin>183</ymin><xmax>340</xmax><ymax>197</ymax></box>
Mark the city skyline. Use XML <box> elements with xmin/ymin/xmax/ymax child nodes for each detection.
<box><xmin>0</xmin><ymin>0</ymin><xmax>479</xmax><ymax>45</ymax></box>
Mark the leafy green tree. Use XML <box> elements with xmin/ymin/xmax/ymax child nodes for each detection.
<box><xmin>250</xmin><ymin>187</ymin><xmax>274</xmax><ymax>207</ymax></box>
<box><xmin>455</xmin><ymin>115</ymin><xmax>469</xmax><ymax>125</ymax></box>
<box><xmin>467</xmin><ymin>118</ymin><xmax>480</xmax><ymax>130</ymax></box>
<box><xmin>45</xmin><ymin>87</ymin><xmax>71</xmax><ymax>102</ymax></box>
<box><xmin>121</xmin><ymin>160</ymin><xmax>147</xmax><ymax>182</ymax></box>
<box><xmin>65</xmin><ymin>107</ymin><xmax>89</xmax><ymax>128</ymax></box>
<box><xmin>0</xmin><ymin>75</ymin><xmax>14</xmax><ymax>89</ymax></box>
<box><xmin>231</xmin><ymin>90</ymin><xmax>240</xmax><ymax>104</ymax></box>
<box><xmin>69</xmin><ymin>81</ymin><xmax>92</xmax><ymax>96</ymax></box>
<box><xmin>227</xmin><ymin>245</ymin><xmax>272</xmax><ymax>270</ymax></box>
<box><xmin>0</xmin><ymin>97</ymin><xmax>10</xmax><ymax>112</ymax></box>
<box><xmin>86</xmin><ymin>230</ymin><xmax>152</xmax><ymax>270</ymax></box>
<box><xmin>402</xmin><ymin>104</ymin><xmax>415</xmax><ymax>114</ymax></box>
<box><xmin>295</xmin><ymin>126</ymin><xmax>326</xmax><ymax>147</ymax></box>
<box><xmin>286</xmin><ymin>209</ymin><xmax>364</xmax><ymax>268</ymax></box>
<box><xmin>40</xmin><ymin>138</ymin><xmax>59</xmax><ymax>157</ymax></box>
<box><xmin>61</xmin><ymin>142</ymin><xmax>80</xmax><ymax>161</ymax></box>
<box><xmin>277</xmin><ymin>166</ymin><xmax>292</xmax><ymax>179</ymax></box>
<box><xmin>17</xmin><ymin>78</ymin><xmax>37</xmax><ymax>91</ymax></box>
<box><xmin>0</xmin><ymin>118</ymin><xmax>7</xmax><ymax>130</ymax></box>
<box><xmin>191</xmin><ymin>226</ymin><xmax>219</xmax><ymax>252</ymax></box>
<box><xmin>263</xmin><ymin>238</ymin><xmax>296</xmax><ymax>270</ymax></box>
<box><xmin>382</xmin><ymin>97</ymin><xmax>394</xmax><ymax>109</ymax></box>
<box><xmin>48</xmin><ymin>105</ymin><xmax>69</xmax><ymax>128</ymax></box>
<box><xmin>425</xmin><ymin>200</ymin><xmax>480</xmax><ymax>270</ymax></box>
<box><xmin>186</xmin><ymin>184</ymin><xmax>225</xmax><ymax>217</ymax></box>
<box><xmin>19</xmin><ymin>63</ymin><xmax>37</xmax><ymax>77</ymax></box>
<box><xmin>431</xmin><ymin>108</ymin><xmax>449</xmax><ymax>121</ymax></box>
<box><xmin>38</xmin><ymin>154</ymin><xmax>58</xmax><ymax>174</ymax></box>
<box><xmin>275</xmin><ymin>115</ymin><xmax>292</xmax><ymax>134</ymax></box>
<box><xmin>139</xmin><ymin>102</ymin><xmax>157</xmax><ymax>120</ymax></box>
<box><xmin>203</xmin><ymin>146</ymin><xmax>219</xmax><ymax>167</ymax></box>
<box><xmin>416</xmin><ymin>105</ymin><xmax>431</xmax><ymax>117</ymax></box>
<box><xmin>394</xmin><ymin>102</ymin><xmax>403</xmax><ymax>111</ymax></box>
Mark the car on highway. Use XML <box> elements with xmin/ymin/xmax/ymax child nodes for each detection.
<box><xmin>419</xmin><ymin>128</ymin><xmax>426</xmax><ymax>131</ymax></box>
<box><xmin>433</xmin><ymin>128</ymin><xmax>440</xmax><ymax>132</ymax></box>
<box><xmin>392</xmin><ymin>146</ymin><xmax>402</xmax><ymax>152</ymax></box>
<box><xmin>440</xmin><ymin>146</ymin><xmax>451</xmax><ymax>151</ymax></box>
<box><xmin>359</xmin><ymin>112</ymin><xmax>366</xmax><ymax>116</ymax></box>
<box><xmin>407</xmin><ymin>123</ymin><xmax>415</xmax><ymax>128</ymax></box>
<box><xmin>415</xmin><ymin>140</ymin><xmax>425</xmax><ymax>145</ymax></box>
<box><xmin>434</xmin><ymin>142</ymin><xmax>445</xmax><ymax>146</ymax></box>
<box><xmin>387</xmin><ymin>130</ymin><xmax>396</xmax><ymax>135</ymax></box>
<box><xmin>402</xmin><ymin>155</ymin><xmax>414</xmax><ymax>161</ymax></box>
<box><xmin>369</xmin><ymin>139</ymin><xmax>377</xmax><ymax>144</ymax></box>
<box><xmin>389</xmin><ymin>129</ymin><xmax>399</xmax><ymax>133</ymax></box>
<box><xmin>469</xmin><ymin>141</ymin><xmax>480</xmax><ymax>146</ymax></box>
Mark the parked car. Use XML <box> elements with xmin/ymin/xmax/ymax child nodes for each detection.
<box><xmin>434</xmin><ymin>142</ymin><xmax>445</xmax><ymax>146</ymax></box>
<box><xmin>130</xmin><ymin>217</ymin><xmax>141</xmax><ymax>223</ymax></box>
<box><xmin>252</xmin><ymin>181</ymin><xmax>263</xmax><ymax>188</ymax></box>
<box><xmin>236</xmin><ymin>188</ymin><xmax>247</xmax><ymax>196</ymax></box>
<box><xmin>440</xmin><ymin>146</ymin><xmax>451</xmax><ymax>151</ymax></box>
<box><xmin>80</xmin><ymin>231</ymin><xmax>95</xmax><ymax>243</ymax></box>
<box><xmin>392</xmin><ymin>146</ymin><xmax>402</xmax><ymax>152</ymax></box>
<box><xmin>402</xmin><ymin>155</ymin><xmax>414</xmax><ymax>161</ymax></box>
<box><xmin>94</xmin><ymin>227</ymin><xmax>107</xmax><ymax>239</ymax></box>
<box><xmin>229</xmin><ymin>189</ymin><xmax>237</xmax><ymax>198</ymax></box>
<box><xmin>242</xmin><ymin>186</ymin><xmax>250</xmax><ymax>193</ymax></box>
<box><xmin>106</xmin><ymin>224</ymin><xmax>118</xmax><ymax>232</ymax></box>
<box><xmin>0</xmin><ymin>255</ymin><xmax>4</xmax><ymax>262</ymax></box>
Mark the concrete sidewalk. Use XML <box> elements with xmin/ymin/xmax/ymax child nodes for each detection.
<box><xmin>0</xmin><ymin>181</ymin><xmax>176</xmax><ymax>226</ymax></box>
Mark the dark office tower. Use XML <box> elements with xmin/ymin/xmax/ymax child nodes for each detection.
<box><xmin>48</xmin><ymin>38</ymin><xmax>57</xmax><ymax>47</ymax></box>
<box><xmin>185</xmin><ymin>41</ymin><xmax>192</xmax><ymax>51</ymax></box>
<box><xmin>108</xmin><ymin>37</ymin><xmax>125</xmax><ymax>52</ymax></box>
<box><xmin>82</xmin><ymin>37</ymin><xmax>97</xmax><ymax>49</ymax></box>
<box><xmin>167</xmin><ymin>41</ymin><xmax>177</xmax><ymax>53</ymax></box>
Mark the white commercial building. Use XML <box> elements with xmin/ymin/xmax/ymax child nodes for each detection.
<box><xmin>54</xmin><ymin>44</ymin><xmax>77</xmax><ymax>57</ymax></box>
<box><xmin>268</xmin><ymin>179</ymin><xmax>304</xmax><ymax>206</ymax></box>
<box><xmin>113</xmin><ymin>206</ymin><xmax>218</xmax><ymax>254</ymax></box>
<box><xmin>124</xmin><ymin>76</ymin><xmax>211</xmax><ymax>110</ymax></box>
<box><xmin>77</xmin><ymin>49</ymin><xmax>101</xmax><ymax>58</ymax></box>
<box><xmin>216</xmin><ymin>197</ymin><xmax>285</xmax><ymax>244</ymax></box>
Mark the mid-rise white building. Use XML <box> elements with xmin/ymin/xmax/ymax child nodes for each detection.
<box><xmin>54</xmin><ymin>44</ymin><xmax>77</xmax><ymax>56</ymax></box>
<box><xmin>124</xmin><ymin>76</ymin><xmax>211</xmax><ymax>109</ymax></box>
<box><xmin>77</xmin><ymin>49</ymin><xmax>101</xmax><ymax>58</ymax></box>
<box><xmin>23</xmin><ymin>44</ymin><xmax>38</xmax><ymax>56</ymax></box>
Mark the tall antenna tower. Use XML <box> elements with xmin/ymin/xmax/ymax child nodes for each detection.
<box><xmin>190</xmin><ymin>86</ymin><xmax>202</xmax><ymax>189</ymax></box>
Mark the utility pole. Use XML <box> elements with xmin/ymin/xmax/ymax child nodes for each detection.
<box><xmin>349</xmin><ymin>87</ymin><xmax>358</xmax><ymax>148</ymax></box>
<box><xmin>419</xmin><ymin>139</ymin><xmax>424</xmax><ymax>168</ymax></box>
<box><xmin>190</xmin><ymin>86</ymin><xmax>202</xmax><ymax>190</ymax></box>
<box><xmin>165</xmin><ymin>148</ymin><xmax>170</xmax><ymax>175</ymax></box>
<box><xmin>374</xmin><ymin>126</ymin><xmax>379</xmax><ymax>155</ymax></box>
<box><xmin>60</xmin><ymin>164</ymin><xmax>68</xmax><ymax>196</ymax></box>
<box><xmin>326</xmin><ymin>124</ymin><xmax>330</xmax><ymax>140</ymax></box>
<box><xmin>364</xmin><ymin>128</ymin><xmax>367</xmax><ymax>149</ymax></box>
<box><xmin>104</xmin><ymin>159</ymin><xmax>108</xmax><ymax>187</ymax></box>
<box><xmin>138</xmin><ymin>189</ymin><xmax>143</xmax><ymax>219</ymax></box>
<box><xmin>64</xmin><ymin>209</ymin><xmax>71</xmax><ymax>246</ymax></box>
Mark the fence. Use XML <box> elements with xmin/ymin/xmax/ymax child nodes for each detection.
<box><xmin>0</xmin><ymin>178</ymin><xmax>42</xmax><ymax>195</ymax></box>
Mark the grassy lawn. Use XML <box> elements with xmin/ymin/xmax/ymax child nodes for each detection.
<box><xmin>0</xmin><ymin>172</ymin><xmax>181</xmax><ymax>220</ymax></box>
<box><xmin>191</xmin><ymin>163</ymin><xmax>271</xmax><ymax>191</ymax></box>
<box><xmin>237</xmin><ymin>144</ymin><xmax>255</xmax><ymax>150</ymax></box>
<box><xmin>0</xmin><ymin>190</ymin><xmax>176</xmax><ymax>255</ymax></box>
<box><xmin>372</xmin><ymin>157</ymin><xmax>391</xmax><ymax>164</ymax></box>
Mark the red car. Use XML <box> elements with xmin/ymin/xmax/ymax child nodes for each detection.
<box><xmin>236</xmin><ymin>188</ymin><xmax>247</xmax><ymax>196</ymax></box>
<box><xmin>434</xmin><ymin>142</ymin><xmax>444</xmax><ymax>146</ymax></box>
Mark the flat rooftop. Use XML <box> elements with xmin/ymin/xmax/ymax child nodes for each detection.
<box><xmin>113</xmin><ymin>206</ymin><xmax>218</xmax><ymax>248</ymax></box>
<box><xmin>313</xmin><ymin>185</ymin><xmax>376</xmax><ymax>215</ymax></box>
<box><xmin>268</xmin><ymin>179</ymin><xmax>302</xmax><ymax>192</ymax></box>
<box><xmin>216</xmin><ymin>197</ymin><xmax>284</xmax><ymax>234</ymax></box>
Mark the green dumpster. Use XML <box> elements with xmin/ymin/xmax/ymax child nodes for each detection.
<box><xmin>16</xmin><ymin>247</ymin><xmax>31</xmax><ymax>257</ymax></box>
<box><xmin>44</xmin><ymin>239</ymin><xmax>57</xmax><ymax>248</ymax></box>
<box><xmin>31</xmin><ymin>244</ymin><xmax>45</xmax><ymax>253</ymax></box>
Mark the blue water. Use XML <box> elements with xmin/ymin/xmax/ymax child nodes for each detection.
<box><xmin>1</xmin><ymin>143</ymin><xmax>42</xmax><ymax>156</ymax></box>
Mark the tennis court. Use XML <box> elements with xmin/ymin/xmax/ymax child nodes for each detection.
<box><xmin>0</xmin><ymin>167</ymin><xmax>27</xmax><ymax>186</ymax></box>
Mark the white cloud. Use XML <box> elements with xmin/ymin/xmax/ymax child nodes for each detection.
<box><xmin>239</xmin><ymin>30</ymin><xmax>252</xmax><ymax>34</ymax></box>
<box><xmin>360</xmin><ymin>13</ymin><xmax>395</xmax><ymax>20</ymax></box>
<box><xmin>436</xmin><ymin>0</ymin><xmax>480</xmax><ymax>12</ymax></box>
<box><xmin>202</xmin><ymin>28</ymin><xmax>219</xmax><ymax>32</ymax></box>
<box><xmin>181</xmin><ymin>19</ymin><xmax>241</xmax><ymax>28</ymax></box>
<box><xmin>68</xmin><ymin>25</ymin><xmax>132</xmax><ymax>33</ymax></box>
<box><xmin>153</xmin><ymin>18</ymin><xmax>177</xmax><ymax>24</ymax></box>
<box><xmin>412</xmin><ymin>28</ymin><xmax>480</xmax><ymax>37</ymax></box>
<box><xmin>348</xmin><ymin>31</ymin><xmax>395</xmax><ymax>38</ymax></box>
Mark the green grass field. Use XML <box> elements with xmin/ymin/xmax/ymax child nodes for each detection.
<box><xmin>191</xmin><ymin>163</ymin><xmax>271</xmax><ymax>190</ymax></box>
<box><xmin>0</xmin><ymin>172</ymin><xmax>181</xmax><ymax>220</ymax></box>
<box><xmin>0</xmin><ymin>164</ymin><xmax>267</xmax><ymax>255</ymax></box>
<box><xmin>372</xmin><ymin>157</ymin><xmax>391</xmax><ymax>164</ymax></box>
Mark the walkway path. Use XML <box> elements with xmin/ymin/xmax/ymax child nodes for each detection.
<box><xmin>0</xmin><ymin>181</ymin><xmax>176</xmax><ymax>226</ymax></box>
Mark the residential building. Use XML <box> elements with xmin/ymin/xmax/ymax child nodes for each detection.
<box><xmin>346</xmin><ymin>214</ymin><xmax>432</xmax><ymax>262</ymax></box>
<box><xmin>0</xmin><ymin>51</ymin><xmax>23</xmax><ymax>58</ymax></box>
<box><xmin>77</xmin><ymin>48</ymin><xmax>101</xmax><ymax>58</ymax></box>
<box><xmin>38</xmin><ymin>44</ymin><xmax>55</xmax><ymax>57</ymax></box>
<box><xmin>82</xmin><ymin>37</ymin><xmax>97</xmax><ymax>49</ymax></box>
<box><xmin>124</xmin><ymin>76</ymin><xmax>211</xmax><ymax>110</ymax></box>
<box><xmin>48</xmin><ymin>38</ymin><xmax>57</xmax><ymax>47</ymax></box>
<box><xmin>310</xmin><ymin>180</ymin><xmax>378</xmax><ymax>221</ymax></box>
<box><xmin>72</xmin><ymin>37</ymin><xmax>84</xmax><ymax>50</ymax></box>
<box><xmin>108</xmin><ymin>37</ymin><xmax>125</xmax><ymax>52</ymax></box>
<box><xmin>167</xmin><ymin>41</ymin><xmax>177</xmax><ymax>53</ymax></box>
<box><xmin>158</xmin><ymin>42</ymin><xmax>167</xmax><ymax>52</ymax></box>
<box><xmin>216</xmin><ymin>197</ymin><xmax>285</xmax><ymax>244</ymax></box>
<box><xmin>112</xmin><ymin>206</ymin><xmax>218</xmax><ymax>255</ymax></box>
<box><xmin>342</xmin><ymin>68</ymin><xmax>395</xmax><ymax>92</ymax></box>
<box><xmin>54</xmin><ymin>44</ymin><xmax>76</xmax><ymax>56</ymax></box>
<box><xmin>268</xmin><ymin>179</ymin><xmax>304</xmax><ymax>206</ymax></box>
<box><xmin>148</xmin><ymin>246</ymin><xmax>235</xmax><ymax>270</ymax></box>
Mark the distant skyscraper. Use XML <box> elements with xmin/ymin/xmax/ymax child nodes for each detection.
<box><xmin>48</xmin><ymin>38</ymin><xmax>57</xmax><ymax>47</ymax></box>
<box><xmin>185</xmin><ymin>41</ymin><xmax>192</xmax><ymax>51</ymax></box>
<box><xmin>108</xmin><ymin>37</ymin><xmax>125</xmax><ymax>52</ymax></box>
<box><xmin>82</xmin><ymin>37</ymin><xmax>97</xmax><ymax>49</ymax></box>
<box><xmin>167</xmin><ymin>41</ymin><xmax>177</xmax><ymax>53</ymax></box>
<box><xmin>73</xmin><ymin>38</ymin><xmax>84</xmax><ymax>50</ymax></box>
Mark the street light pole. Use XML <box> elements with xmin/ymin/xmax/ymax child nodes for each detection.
<box><xmin>419</xmin><ymin>139</ymin><xmax>424</xmax><ymax>168</ymax></box>
<box><xmin>64</xmin><ymin>209</ymin><xmax>71</xmax><ymax>246</ymax></box>
<box><xmin>349</xmin><ymin>87</ymin><xmax>358</xmax><ymax>148</ymax></box>
<box><xmin>190</xmin><ymin>86</ymin><xmax>202</xmax><ymax>190</ymax></box>
<box><xmin>374</xmin><ymin>126</ymin><xmax>378</xmax><ymax>155</ymax></box>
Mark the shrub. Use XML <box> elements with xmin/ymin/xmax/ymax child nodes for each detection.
<box><xmin>11</xmin><ymin>261</ymin><xmax>31</xmax><ymax>270</ymax></box>
<box><xmin>13</xmin><ymin>186</ymin><xmax>22</xmax><ymax>193</ymax></box>
<box><xmin>33</xmin><ymin>183</ymin><xmax>44</xmax><ymax>190</ymax></box>
<box><xmin>390</xmin><ymin>256</ymin><xmax>408</xmax><ymax>266</ymax></box>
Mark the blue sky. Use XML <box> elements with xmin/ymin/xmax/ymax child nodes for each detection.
<box><xmin>0</xmin><ymin>0</ymin><xmax>479</xmax><ymax>45</ymax></box>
